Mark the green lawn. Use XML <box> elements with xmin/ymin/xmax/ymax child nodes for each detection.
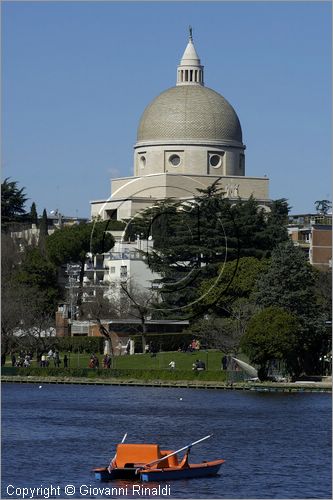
<box><xmin>7</xmin><ymin>350</ymin><xmax>226</xmax><ymax>371</ymax></box>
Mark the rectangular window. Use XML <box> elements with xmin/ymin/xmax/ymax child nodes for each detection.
<box><xmin>110</xmin><ymin>267</ymin><xmax>116</xmax><ymax>274</ymax></box>
<box><xmin>120</xmin><ymin>265</ymin><xmax>128</xmax><ymax>278</ymax></box>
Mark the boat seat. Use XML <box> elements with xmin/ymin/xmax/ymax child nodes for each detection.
<box><xmin>115</xmin><ymin>444</ymin><xmax>162</xmax><ymax>468</ymax></box>
<box><xmin>160</xmin><ymin>450</ymin><xmax>179</xmax><ymax>467</ymax></box>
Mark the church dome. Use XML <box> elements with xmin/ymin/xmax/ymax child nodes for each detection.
<box><xmin>137</xmin><ymin>85</ymin><xmax>243</xmax><ymax>145</ymax></box>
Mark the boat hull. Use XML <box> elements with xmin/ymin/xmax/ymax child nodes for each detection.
<box><xmin>94</xmin><ymin>467</ymin><xmax>139</xmax><ymax>481</ymax></box>
<box><xmin>93</xmin><ymin>460</ymin><xmax>224</xmax><ymax>482</ymax></box>
<box><xmin>140</xmin><ymin>460</ymin><xmax>224</xmax><ymax>482</ymax></box>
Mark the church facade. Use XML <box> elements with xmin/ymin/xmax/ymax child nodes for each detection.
<box><xmin>91</xmin><ymin>32</ymin><xmax>270</xmax><ymax>221</ymax></box>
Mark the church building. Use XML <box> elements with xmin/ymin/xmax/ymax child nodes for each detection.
<box><xmin>91</xmin><ymin>30</ymin><xmax>270</xmax><ymax>221</ymax></box>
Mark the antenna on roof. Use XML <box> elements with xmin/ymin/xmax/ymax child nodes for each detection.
<box><xmin>189</xmin><ymin>25</ymin><xmax>193</xmax><ymax>41</ymax></box>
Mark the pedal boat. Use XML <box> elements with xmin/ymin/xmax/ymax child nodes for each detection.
<box><xmin>93</xmin><ymin>440</ymin><xmax>225</xmax><ymax>482</ymax></box>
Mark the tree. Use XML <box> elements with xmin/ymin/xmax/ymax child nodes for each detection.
<box><xmin>1</xmin><ymin>178</ymin><xmax>28</xmax><ymax>230</ymax></box>
<box><xmin>30</xmin><ymin>202</ymin><xmax>38</xmax><ymax>226</ymax></box>
<box><xmin>118</xmin><ymin>280</ymin><xmax>158</xmax><ymax>353</ymax></box>
<box><xmin>80</xmin><ymin>289</ymin><xmax>117</xmax><ymax>321</ymax></box>
<box><xmin>1</xmin><ymin>283</ymin><xmax>23</xmax><ymax>358</ymax></box>
<box><xmin>13</xmin><ymin>286</ymin><xmax>56</xmax><ymax>358</ymax></box>
<box><xmin>255</xmin><ymin>240</ymin><xmax>316</xmax><ymax>319</ymax></box>
<box><xmin>1</xmin><ymin>233</ymin><xmax>22</xmax><ymax>283</ymax></box>
<box><xmin>263</xmin><ymin>198</ymin><xmax>290</xmax><ymax>247</ymax></box>
<box><xmin>314</xmin><ymin>269</ymin><xmax>332</xmax><ymax>321</ymax></box>
<box><xmin>240</xmin><ymin>306</ymin><xmax>301</xmax><ymax>380</ymax></box>
<box><xmin>315</xmin><ymin>200</ymin><xmax>332</xmax><ymax>215</ymax></box>
<box><xmin>15</xmin><ymin>247</ymin><xmax>59</xmax><ymax>314</ymax></box>
<box><xmin>46</xmin><ymin>222</ymin><xmax>114</xmax><ymax>307</ymax></box>
<box><xmin>99</xmin><ymin>278</ymin><xmax>159</xmax><ymax>353</ymax></box>
<box><xmin>254</xmin><ymin>240</ymin><xmax>329</xmax><ymax>374</ymax></box>
<box><xmin>1</xmin><ymin>231</ymin><xmax>57</xmax><ymax>360</ymax></box>
<box><xmin>191</xmin><ymin>257</ymin><xmax>266</xmax><ymax>354</ymax></box>
<box><xmin>199</xmin><ymin>257</ymin><xmax>269</xmax><ymax>314</ymax></box>
<box><xmin>1</xmin><ymin>234</ymin><xmax>26</xmax><ymax>358</ymax></box>
<box><xmin>187</xmin><ymin>301</ymin><xmax>257</xmax><ymax>355</ymax></box>
<box><xmin>126</xmin><ymin>186</ymin><xmax>289</xmax><ymax>317</ymax></box>
<box><xmin>38</xmin><ymin>209</ymin><xmax>48</xmax><ymax>253</ymax></box>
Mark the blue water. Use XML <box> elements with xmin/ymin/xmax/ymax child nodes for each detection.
<box><xmin>1</xmin><ymin>384</ymin><xmax>332</xmax><ymax>499</ymax></box>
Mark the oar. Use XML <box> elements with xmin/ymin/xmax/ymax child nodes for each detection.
<box><xmin>108</xmin><ymin>433</ymin><xmax>127</xmax><ymax>472</ymax></box>
<box><xmin>140</xmin><ymin>434</ymin><xmax>213</xmax><ymax>470</ymax></box>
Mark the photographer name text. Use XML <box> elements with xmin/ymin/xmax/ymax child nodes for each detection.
<box><xmin>6</xmin><ymin>484</ymin><xmax>172</xmax><ymax>498</ymax></box>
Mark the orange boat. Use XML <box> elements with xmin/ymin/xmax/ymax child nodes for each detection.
<box><xmin>93</xmin><ymin>435</ymin><xmax>225</xmax><ymax>482</ymax></box>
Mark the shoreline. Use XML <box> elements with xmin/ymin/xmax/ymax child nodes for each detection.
<box><xmin>1</xmin><ymin>375</ymin><xmax>331</xmax><ymax>392</ymax></box>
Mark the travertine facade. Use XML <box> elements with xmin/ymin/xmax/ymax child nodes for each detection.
<box><xmin>91</xmin><ymin>31</ymin><xmax>270</xmax><ymax>221</ymax></box>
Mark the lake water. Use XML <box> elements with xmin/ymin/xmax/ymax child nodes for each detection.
<box><xmin>1</xmin><ymin>383</ymin><xmax>331</xmax><ymax>499</ymax></box>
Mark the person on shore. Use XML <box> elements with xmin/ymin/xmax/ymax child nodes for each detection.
<box><xmin>41</xmin><ymin>354</ymin><xmax>46</xmax><ymax>368</ymax></box>
<box><xmin>193</xmin><ymin>360</ymin><xmax>205</xmax><ymax>371</ymax></box>
<box><xmin>63</xmin><ymin>355</ymin><xmax>68</xmax><ymax>368</ymax></box>
<box><xmin>197</xmin><ymin>360</ymin><xmax>205</xmax><ymax>371</ymax></box>
<box><xmin>103</xmin><ymin>354</ymin><xmax>110</xmax><ymax>369</ymax></box>
<box><xmin>54</xmin><ymin>351</ymin><xmax>61</xmax><ymax>368</ymax></box>
<box><xmin>168</xmin><ymin>360</ymin><xmax>176</xmax><ymax>370</ymax></box>
<box><xmin>11</xmin><ymin>354</ymin><xmax>16</xmax><ymax>367</ymax></box>
<box><xmin>221</xmin><ymin>355</ymin><xmax>228</xmax><ymax>370</ymax></box>
<box><xmin>16</xmin><ymin>356</ymin><xmax>23</xmax><ymax>367</ymax></box>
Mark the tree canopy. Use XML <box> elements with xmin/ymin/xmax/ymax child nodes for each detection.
<box><xmin>315</xmin><ymin>200</ymin><xmax>332</xmax><ymax>215</ymax></box>
<box><xmin>15</xmin><ymin>247</ymin><xmax>59</xmax><ymax>314</ymax></box>
<box><xmin>254</xmin><ymin>240</ymin><xmax>330</xmax><ymax>375</ymax></box>
<box><xmin>125</xmin><ymin>185</ymin><xmax>289</xmax><ymax>317</ymax></box>
<box><xmin>46</xmin><ymin>221</ymin><xmax>115</xmax><ymax>307</ymax></box>
<box><xmin>240</xmin><ymin>306</ymin><xmax>301</xmax><ymax>380</ymax></box>
<box><xmin>1</xmin><ymin>178</ymin><xmax>28</xmax><ymax>230</ymax></box>
<box><xmin>30</xmin><ymin>202</ymin><xmax>38</xmax><ymax>226</ymax></box>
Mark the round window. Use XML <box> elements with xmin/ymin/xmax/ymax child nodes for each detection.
<box><xmin>139</xmin><ymin>155</ymin><xmax>146</xmax><ymax>168</ymax></box>
<box><xmin>210</xmin><ymin>154</ymin><xmax>221</xmax><ymax>168</ymax></box>
<box><xmin>169</xmin><ymin>154</ymin><xmax>181</xmax><ymax>167</ymax></box>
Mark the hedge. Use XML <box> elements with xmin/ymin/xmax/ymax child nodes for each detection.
<box><xmin>133</xmin><ymin>333</ymin><xmax>194</xmax><ymax>352</ymax></box>
<box><xmin>53</xmin><ymin>337</ymin><xmax>104</xmax><ymax>354</ymax></box>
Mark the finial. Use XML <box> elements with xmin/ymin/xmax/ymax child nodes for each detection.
<box><xmin>189</xmin><ymin>25</ymin><xmax>193</xmax><ymax>41</ymax></box>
